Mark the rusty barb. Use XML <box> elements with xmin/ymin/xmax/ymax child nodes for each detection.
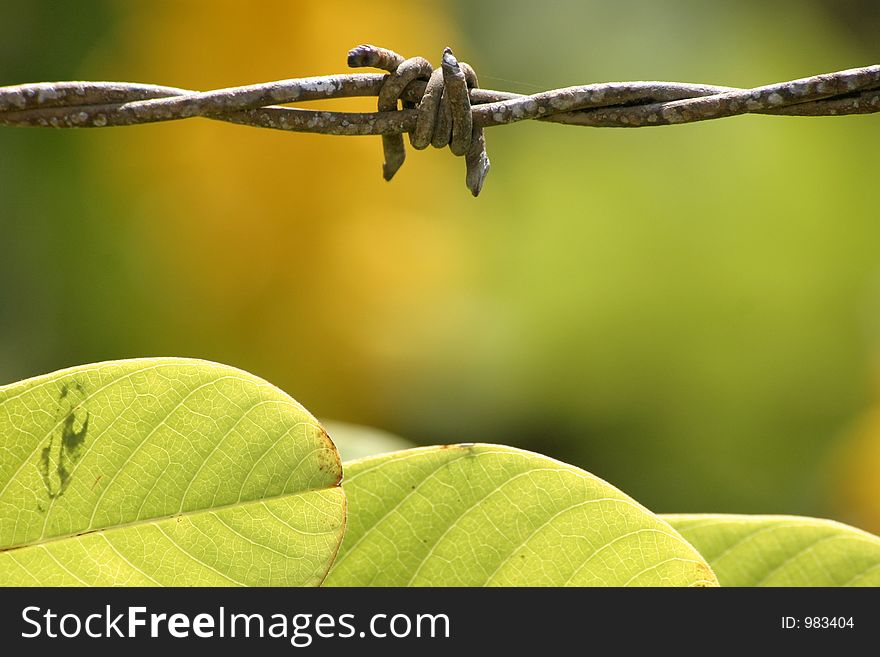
<box><xmin>1</xmin><ymin>44</ymin><xmax>879</xmax><ymax>196</ymax></box>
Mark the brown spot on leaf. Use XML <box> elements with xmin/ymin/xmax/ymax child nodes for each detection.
<box><xmin>440</xmin><ymin>443</ymin><xmax>477</xmax><ymax>452</ymax></box>
<box><xmin>315</xmin><ymin>424</ymin><xmax>343</xmax><ymax>486</ymax></box>
<box><xmin>40</xmin><ymin>381</ymin><xmax>90</xmax><ymax>499</ymax></box>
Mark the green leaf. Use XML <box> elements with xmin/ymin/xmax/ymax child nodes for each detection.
<box><xmin>0</xmin><ymin>358</ymin><xmax>345</xmax><ymax>586</ymax></box>
<box><xmin>321</xmin><ymin>420</ymin><xmax>414</xmax><ymax>462</ymax></box>
<box><xmin>324</xmin><ymin>444</ymin><xmax>716</xmax><ymax>586</ymax></box>
<box><xmin>663</xmin><ymin>514</ymin><xmax>880</xmax><ymax>586</ymax></box>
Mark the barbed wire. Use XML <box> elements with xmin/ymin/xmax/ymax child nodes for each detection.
<box><xmin>2</xmin><ymin>44</ymin><xmax>879</xmax><ymax>196</ymax></box>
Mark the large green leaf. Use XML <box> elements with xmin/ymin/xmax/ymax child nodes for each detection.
<box><xmin>0</xmin><ymin>358</ymin><xmax>345</xmax><ymax>586</ymax></box>
<box><xmin>664</xmin><ymin>514</ymin><xmax>880</xmax><ymax>586</ymax></box>
<box><xmin>324</xmin><ymin>444</ymin><xmax>717</xmax><ymax>586</ymax></box>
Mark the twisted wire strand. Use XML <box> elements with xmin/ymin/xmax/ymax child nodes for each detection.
<box><xmin>1</xmin><ymin>44</ymin><xmax>878</xmax><ymax>196</ymax></box>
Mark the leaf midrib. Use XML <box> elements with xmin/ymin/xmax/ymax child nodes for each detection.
<box><xmin>0</xmin><ymin>479</ymin><xmax>342</xmax><ymax>554</ymax></box>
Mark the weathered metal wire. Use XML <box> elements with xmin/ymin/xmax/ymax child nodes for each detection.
<box><xmin>1</xmin><ymin>44</ymin><xmax>878</xmax><ymax>196</ymax></box>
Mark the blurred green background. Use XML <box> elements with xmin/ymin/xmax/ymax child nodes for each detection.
<box><xmin>3</xmin><ymin>1</ymin><xmax>880</xmax><ymax>530</ymax></box>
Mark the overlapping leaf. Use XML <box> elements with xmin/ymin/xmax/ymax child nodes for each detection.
<box><xmin>664</xmin><ymin>514</ymin><xmax>880</xmax><ymax>586</ymax></box>
<box><xmin>0</xmin><ymin>358</ymin><xmax>345</xmax><ymax>586</ymax></box>
<box><xmin>325</xmin><ymin>444</ymin><xmax>717</xmax><ymax>586</ymax></box>
<box><xmin>321</xmin><ymin>420</ymin><xmax>414</xmax><ymax>463</ymax></box>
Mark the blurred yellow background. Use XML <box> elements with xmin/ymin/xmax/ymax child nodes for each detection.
<box><xmin>2</xmin><ymin>0</ymin><xmax>880</xmax><ymax>530</ymax></box>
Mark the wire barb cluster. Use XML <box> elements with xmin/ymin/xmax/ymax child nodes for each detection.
<box><xmin>347</xmin><ymin>45</ymin><xmax>490</xmax><ymax>195</ymax></box>
<box><xmin>1</xmin><ymin>44</ymin><xmax>879</xmax><ymax>196</ymax></box>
